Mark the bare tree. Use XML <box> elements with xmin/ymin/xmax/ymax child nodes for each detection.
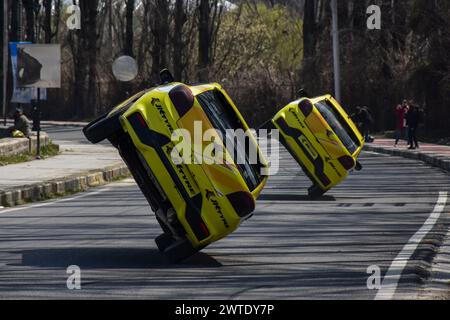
<box><xmin>43</xmin><ymin>0</ymin><xmax>61</xmax><ymax>43</ymax></box>
<box><xmin>22</xmin><ymin>0</ymin><xmax>36</xmax><ymax>42</ymax></box>
<box><xmin>198</xmin><ymin>0</ymin><xmax>210</xmax><ymax>81</ymax></box>
<box><xmin>124</xmin><ymin>0</ymin><xmax>135</xmax><ymax>57</ymax></box>
<box><xmin>172</xmin><ymin>0</ymin><xmax>187</xmax><ymax>81</ymax></box>
<box><xmin>69</xmin><ymin>0</ymin><xmax>99</xmax><ymax>118</ymax></box>
<box><xmin>303</xmin><ymin>0</ymin><xmax>316</xmax><ymax>59</ymax></box>
<box><xmin>149</xmin><ymin>0</ymin><xmax>169</xmax><ymax>83</ymax></box>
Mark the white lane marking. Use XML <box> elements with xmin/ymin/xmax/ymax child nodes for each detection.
<box><xmin>0</xmin><ymin>187</ymin><xmax>112</xmax><ymax>214</ymax></box>
<box><xmin>363</xmin><ymin>151</ymin><xmax>389</xmax><ymax>157</ymax></box>
<box><xmin>375</xmin><ymin>191</ymin><xmax>448</xmax><ymax>300</ymax></box>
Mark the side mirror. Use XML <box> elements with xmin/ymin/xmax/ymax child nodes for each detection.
<box><xmin>297</xmin><ymin>88</ymin><xmax>309</xmax><ymax>99</ymax></box>
<box><xmin>160</xmin><ymin>69</ymin><xmax>175</xmax><ymax>84</ymax></box>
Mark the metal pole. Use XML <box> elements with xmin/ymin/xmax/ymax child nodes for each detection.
<box><xmin>2</xmin><ymin>0</ymin><xmax>8</xmax><ymax>126</ymax></box>
<box><xmin>331</xmin><ymin>0</ymin><xmax>341</xmax><ymax>102</ymax></box>
<box><xmin>36</xmin><ymin>88</ymin><xmax>41</xmax><ymax>159</ymax></box>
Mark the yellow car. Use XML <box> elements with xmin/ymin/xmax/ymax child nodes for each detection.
<box><xmin>83</xmin><ymin>70</ymin><xmax>268</xmax><ymax>262</ymax></box>
<box><xmin>268</xmin><ymin>92</ymin><xmax>364</xmax><ymax>198</ymax></box>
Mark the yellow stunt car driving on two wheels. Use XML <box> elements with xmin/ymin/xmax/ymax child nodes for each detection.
<box><xmin>83</xmin><ymin>71</ymin><xmax>268</xmax><ymax>263</ymax></box>
<box><xmin>267</xmin><ymin>92</ymin><xmax>365</xmax><ymax>198</ymax></box>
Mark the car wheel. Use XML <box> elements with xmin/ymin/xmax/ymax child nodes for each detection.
<box><xmin>308</xmin><ymin>184</ymin><xmax>325</xmax><ymax>199</ymax></box>
<box><xmin>155</xmin><ymin>233</ymin><xmax>176</xmax><ymax>253</ymax></box>
<box><xmin>163</xmin><ymin>238</ymin><xmax>198</xmax><ymax>264</ymax></box>
<box><xmin>83</xmin><ymin>108</ymin><xmax>127</xmax><ymax>144</ymax></box>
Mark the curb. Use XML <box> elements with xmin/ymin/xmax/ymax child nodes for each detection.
<box><xmin>3</xmin><ymin>119</ymin><xmax>89</xmax><ymax>128</ymax></box>
<box><xmin>41</xmin><ymin>121</ymin><xmax>89</xmax><ymax>127</ymax></box>
<box><xmin>0</xmin><ymin>132</ymin><xmax>50</xmax><ymax>157</ymax></box>
<box><xmin>0</xmin><ymin>163</ymin><xmax>130</xmax><ymax>208</ymax></box>
<box><xmin>364</xmin><ymin>144</ymin><xmax>450</xmax><ymax>173</ymax></box>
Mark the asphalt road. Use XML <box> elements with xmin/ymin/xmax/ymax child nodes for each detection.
<box><xmin>43</xmin><ymin>124</ymin><xmax>93</xmax><ymax>145</ymax></box>
<box><xmin>0</xmin><ymin>130</ymin><xmax>449</xmax><ymax>299</ymax></box>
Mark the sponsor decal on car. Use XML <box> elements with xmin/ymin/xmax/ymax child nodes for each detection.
<box><xmin>206</xmin><ymin>189</ymin><xmax>230</xmax><ymax>229</ymax></box>
<box><xmin>152</xmin><ymin>98</ymin><xmax>175</xmax><ymax>134</ymax></box>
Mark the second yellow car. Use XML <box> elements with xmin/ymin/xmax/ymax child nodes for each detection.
<box><xmin>268</xmin><ymin>93</ymin><xmax>365</xmax><ymax>198</ymax></box>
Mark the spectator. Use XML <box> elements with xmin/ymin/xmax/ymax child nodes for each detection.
<box><xmin>394</xmin><ymin>104</ymin><xmax>406</xmax><ymax>146</ymax></box>
<box><xmin>353</xmin><ymin>106</ymin><xmax>374</xmax><ymax>142</ymax></box>
<box><xmin>402</xmin><ymin>99</ymin><xmax>410</xmax><ymax>142</ymax></box>
<box><xmin>402</xmin><ymin>99</ymin><xmax>409</xmax><ymax>109</ymax></box>
<box><xmin>405</xmin><ymin>103</ymin><xmax>420</xmax><ymax>149</ymax></box>
<box><xmin>8</xmin><ymin>106</ymin><xmax>31</xmax><ymax>138</ymax></box>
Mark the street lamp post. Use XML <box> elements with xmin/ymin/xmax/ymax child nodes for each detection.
<box><xmin>331</xmin><ymin>0</ymin><xmax>341</xmax><ymax>102</ymax></box>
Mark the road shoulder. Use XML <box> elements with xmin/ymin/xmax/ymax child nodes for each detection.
<box><xmin>365</xmin><ymin>139</ymin><xmax>450</xmax><ymax>173</ymax></box>
<box><xmin>0</xmin><ymin>142</ymin><xmax>129</xmax><ymax>208</ymax></box>
<box><xmin>365</xmin><ymin>139</ymin><xmax>450</xmax><ymax>300</ymax></box>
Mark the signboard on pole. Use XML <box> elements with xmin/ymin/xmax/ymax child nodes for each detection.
<box><xmin>9</xmin><ymin>42</ymin><xmax>47</xmax><ymax>103</ymax></box>
<box><xmin>14</xmin><ymin>44</ymin><xmax>61</xmax><ymax>159</ymax></box>
<box><xmin>16</xmin><ymin>44</ymin><xmax>61</xmax><ymax>88</ymax></box>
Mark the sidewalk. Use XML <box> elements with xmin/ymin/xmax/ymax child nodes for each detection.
<box><xmin>365</xmin><ymin>139</ymin><xmax>450</xmax><ymax>173</ymax></box>
<box><xmin>0</xmin><ymin>141</ymin><xmax>129</xmax><ymax>207</ymax></box>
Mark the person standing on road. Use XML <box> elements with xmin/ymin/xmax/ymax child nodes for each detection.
<box><xmin>394</xmin><ymin>104</ymin><xmax>406</xmax><ymax>147</ymax></box>
<box><xmin>358</xmin><ymin>106</ymin><xmax>374</xmax><ymax>142</ymax></box>
<box><xmin>402</xmin><ymin>100</ymin><xmax>410</xmax><ymax>143</ymax></box>
<box><xmin>405</xmin><ymin>103</ymin><xmax>420</xmax><ymax>150</ymax></box>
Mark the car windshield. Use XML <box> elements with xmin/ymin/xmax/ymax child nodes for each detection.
<box><xmin>196</xmin><ymin>89</ymin><xmax>263</xmax><ymax>191</ymax></box>
<box><xmin>314</xmin><ymin>99</ymin><xmax>360</xmax><ymax>154</ymax></box>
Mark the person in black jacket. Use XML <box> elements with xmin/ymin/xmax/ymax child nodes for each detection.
<box><xmin>352</xmin><ymin>106</ymin><xmax>374</xmax><ymax>142</ymax></box>
<box><xmin>405</xmin><ymin>104</ymin><xmax>420</xmax><ymax>149</ymax></box>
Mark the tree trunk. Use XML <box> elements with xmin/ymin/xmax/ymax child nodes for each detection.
<box><xmin>173</xmin><ymin>0</ymin><xmax>186</xmax><ymax>81</ymax></box>
<box><xmin>198</xmin><ymin>0</ymin><xmax>210</xmax><ymax>81</ymax></box>
<box><xmin>86</xmin><ymin>0</ymin><xmax>98</xmax><ymax>118</ymax></box>
<box><xmin>22</xmin><ymin>0</ymin><xmax>35</xmax><ymax>43</ymax></box>
<box><xmin>159</xmin><ymin>0</ymin><xmax>169</xmax><ymax>68</ymax></box>
<box><xmin>9</xmin><ymin>0</ymin><xmax>19</xmax><ymax>42</ymax></box>
<box><xmin>124</xmin><ymin>0</ymin><xmax>135</xmax><ymax>57</ymax></box>
<box><xmin>303</xmin><ymin>0</ymin><xmax>316</xmax><ymax>59</ymax></box>
<box><xmin>151</xmin><ymin>0</ymin><xmax>169</xmax><ymax>83</ymax></box>
<box><xmin>72</xmin><ymin>0</ymin><xmax>99</xmax><ymax>119</ymax></box>
<box><xmin>43</xmin><ymin>0</ymin><xmax>52</xmax><ymax>43</ymax></box>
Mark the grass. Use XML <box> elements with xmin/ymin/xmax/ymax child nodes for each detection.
<box><xmin>0</xmin><ymin>143</ymin><xmax>60</xmax><ymax>166</ymax></box>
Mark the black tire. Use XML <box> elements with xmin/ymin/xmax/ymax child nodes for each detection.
<box><xmin>308</xmin><ymin>184</ymin><xmax>325</xmax><ymax>199</ymax></box>
<box><xmin>83</xmin><ymin>108</ymin><xmax>127</xmax><ymax>144</ymax></box>
<box><xmin>155</xmin><ymin>233</ymin><xmax>176</xmax><ymax>253</ymax></box>
<box><xmin>355</xmin><ymin>161</ymin><xmax>363</xmax><ymax>171</ymax></box>
<box><xmin>163</xmin><ymin>239</ymin><xmax>198</xmax><ymax>264</ymax></box>
<box><xmin>258</xmin><ymin>119</ymin><xmax>275</xmax><ymax>131</ymax></box>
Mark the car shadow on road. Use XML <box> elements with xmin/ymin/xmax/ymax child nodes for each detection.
<box><xmin>11</xmin><ymin>247</ymin><xmax>222</xmax><ymax>269</ymax></box>
<box><xmin>258</xmin><ymin>193</ymin><xmax>336</xmax><ymax>202</ymax></box>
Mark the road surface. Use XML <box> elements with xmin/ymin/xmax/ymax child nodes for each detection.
<box><xmin>0</xmin><ymin>127</ymin><xmax>449</xmax><ymax>299</ymax></box>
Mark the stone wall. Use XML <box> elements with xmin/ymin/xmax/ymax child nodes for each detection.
<box><xmin>0</xmin><ymin>131</ymin><xmax>50</xmax><ymax>157</ymax></box>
